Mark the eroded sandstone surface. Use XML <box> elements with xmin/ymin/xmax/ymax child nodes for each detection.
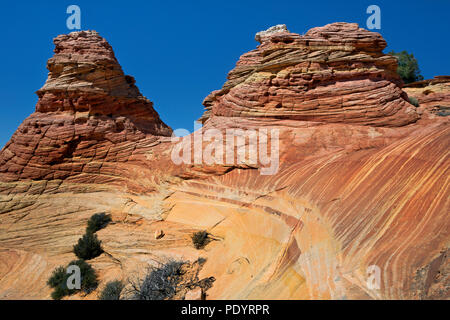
<box><xmin>404</xmin><ymin>76</ymin><xmax>450</xmax><ymax>118</ymax></box>
<box><xmin>0</xmin><ymin>31</ymin><xmax>172</xmax><ymax>192</ymax></box>
<box><xmin>0</xmin><ymin>23</ymin><xmax>448</xmax><ymax>300</ymax></box>
<box><xmin>200</xmin><ymin>22</ymin><xmax>418</xmax><ymax>127</ymax></box>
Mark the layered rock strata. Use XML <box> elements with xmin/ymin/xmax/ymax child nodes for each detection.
<box><xmin>0</xmin><ymin>24</ymin><xmax>448</xmax><ymax>300</ymax></box>
<box><xmin>201</xmin><ymin>23</ymin><xmax>418</xmax><ymax>126</ymax></box>
<box><xmin>0</xmin><ymin>31</ymin><xmax>172</xmax><ymax>189</ymax></box>
<box><xmin>404</xmin><ymin>76</ymin><xmax>450</xmax><ymax>117</ymax></box>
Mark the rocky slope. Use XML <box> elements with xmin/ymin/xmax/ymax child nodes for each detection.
<box><xmin>403</xmin><ymin>76</ymin><xmax>450</xmax><ymax>118</ymax></box>
<box><xmin>0</xmin><ymin>23</ymin><xmax>448</xmax><ymax>300</ymax></box>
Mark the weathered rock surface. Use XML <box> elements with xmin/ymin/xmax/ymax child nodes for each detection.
<box><xmin>0</xmin><ymin>31</ymin><xmax>172</xmax><ymax>191</ymax></box>
<box><xmin>255</xmin><ymin>24</ymin><xmax>290</xmax><ymax>42</ymax></box>
<box><xmin>200</xmin><ymin>23</ymin><xmax>418</xmax><ymax>126</ymax></box>
<box><xmin>184</xmin><ymin>287</ymin><xmax>203</xmax><ymax>300</ymax></box>
<box><xmin>404</xmin><ymin>76</ymin><xmax>450</xmax><ymax>118</ymax></box>
<box><xmin>0</xmin><ymin>24</ymin><xmax>448</xmax><ymax>300</ymax></box>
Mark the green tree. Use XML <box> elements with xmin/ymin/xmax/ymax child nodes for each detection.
<box><xmin>389</xmin><ymin>50</ymin><xmax>424</xmax><ymax>84</ymax></box>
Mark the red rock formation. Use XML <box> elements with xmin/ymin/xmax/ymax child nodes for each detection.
<box><xmin>0</xmin><ymin>24</ymin><xmax>448</xmax><ymax>300</ymax></box>
<box><xmin>0</xmin><ymin>31</ymin><xmax>172</xmax><ymax>188</ymax></box>
<box><xmin>201</xmin><ymin>23</ymin><xmax>418</xmax><ymax>127</ymax></box>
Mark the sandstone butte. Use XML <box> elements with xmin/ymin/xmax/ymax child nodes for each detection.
<box><xmin>0</xmin><ymin>23</ymin><xmax>448</xmax><ymax>300</ymax></box>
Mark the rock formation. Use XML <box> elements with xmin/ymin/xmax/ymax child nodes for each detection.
<box><xmin>200</xmin><ymin>23</ymin><xmax>418</xmax><ymax>127</ymax></box>
<box><xmin>0</xmin><ymin>23</ymin><xmax>448</xmax><ymax>300</ymax></box>
<box><xmin>404</xmin><ymin>76</ymin><xmax>450</xmax><ymax>117</ymax></box>
<box><xmin>0</xmin><ymin>31</ymin><xmax>172</xmax><ymax>191</ymax></box>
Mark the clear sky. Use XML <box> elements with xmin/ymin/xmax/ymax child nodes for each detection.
<box><xmin>1</xmin><ymin>0</ymin><xmax>449</xmax><ymax>148</ymax></box>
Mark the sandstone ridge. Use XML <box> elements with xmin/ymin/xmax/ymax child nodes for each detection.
<box><xmin>201</xmin><ymin>22</ymin><xmax>419</xmax><ymax>127</ymax></box>
<box><xmin>0</xmin><ymin>24</ymin><xmax>448</xmax><ymax>300</ymax></box>
<box><xmin>0</xmin><ymin>31</ymin><xmax>172</xmax><ymax>187</ymax></box>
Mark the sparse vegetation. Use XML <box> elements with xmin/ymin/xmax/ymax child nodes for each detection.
<box><xmin>128</xmin><ymin>260</ymin><xmax>185</xmax><ymax>300</ymax></box>
<box><xmin>73</xmin><ymin>232</ymin><xmax>103</xmax><ymax>260</ymax></box>
<box><xmin>70</xmin><ymin>259</ymin><xmax>98</xmax><ymax>293</ymax></box>
<box><xmin>47</xmin><ymin>266</ymin><xmax>68</xmax><ymax>299</ymax></box>
<box><xmin>99</xmin><ymin>280</ymin><xmax>124</xmax><ymax>300</ymax></box>
<box><xmin>50</xmin><ymin>285</ymin><xmax>69</xmax><ymax>300</ymax></box>
<box><xmin>408</xmin><ymin>97</ymin><xmax>420</xmax><ymax>107</ymax></box>
<box><xmin>191</xmin><ymin>230</ymin><xmax>210</xmax><ymax>249</ymax></box>
<box><xmin>47</xmin><ymin>260</ymin><xmax>98</xmax><ymax>300</ymax></box>
<box><xmin>48</xmin><ymin>213</ymin><xmax>109</xmax><ymax>299</ymax></box>
<box><xmin>388</xmin><ymin>50</ymin><xmax>423</xmax><ymax>84</ymax></box>
<box><xmin>86</xmin><ymin>213</ymin><xmax>111</xmax><ymax>234</ymax></box>
<box><xmin>437</xmin><ymin>106</ymin><xmax>450</xmax><ymax>117</ymax></box>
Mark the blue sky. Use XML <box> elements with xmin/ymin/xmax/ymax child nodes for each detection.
<box><xmin>1</xmin><ymin>0</ymin><xmax>449</xmax><ymax>148</ymax></box>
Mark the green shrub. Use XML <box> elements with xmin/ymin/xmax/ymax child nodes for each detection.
<box><xmin>73</xmin><ymin>232</ymin><xmax>103</xmax><ymax>260</ymax></box>
<box><xmin>191</xmin><ymin>231</ymin><xmax>210</xmax><ymax>249</ymax></box>
<box><xmin>86</xmin><ymin>213</ymin><xmax>111</xmax><ymax>234</ymax></box>
<box><xmin>51</xmin><ymin>285</ymin><xmax>68</xmax><ymax>300</ymax></box>
<box><xmin>47</xmin><ymin>266</ymin><xmax>70</xmax><ymax>300</ymax></box>
<box><xmin>437</xmin><ymin>106</ymin><xmax>450</xmax><ymax>117</ymax></box>
<box><xmin>47</xmin><ymin>212</ymin><xmax>107</xmax><ymax>299</ymax></box>
<box><xmin>129</xmin><ymin>260</ymin><xmax>185</xmax><ymax>300</ymax></box>
<box><xmin>69</xmin><ymin>259</ymin><xmax>98</xmax><ymax>294</ymax></box>
<box><xmin>388</xmin><ymin>50</ymin><xmax>423</xmax><ymax>84</ymax></box>
<box><xmin>47</xmin><ymin>266</ymin><xmax>67</xmax><ymax>288</ymax></box>
<box><xmin>99</xmin><ymin>280</ymin><xmax>124</xmax><ymax>300</ymax></box>
<box><xmin>47</xmin><ymin>259</ymin><xmax>98</xmax><ymax>300</ymax></box>
<box><xmin>408</xmin><ymin>97</ymin><xmax>420</xmax><ymax>107</ymax></box>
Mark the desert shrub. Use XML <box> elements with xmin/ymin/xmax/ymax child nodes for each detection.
<box><xmin>69</xmin><ymin>259</ymin><xmax>98</xmax><ymax>294</ymax></box>
<box><xmin>86</xmin><ymin>213</ymin><xmax>111</xmax><ymax>234</ymax></box>
<box><xmin>388</xmin><ymin>50</ymin><xmax>423</xmax><ymax>84</ymax></box>
<box><xmin>47</xmin><ymin>266</ymin><xmax>67</xmax><ymax>289</ymax></box>
<box><xmin>129</xmin><ymin>260</ymin><xmax>185</xmax><ymax>300</ymax></box>
<box><xmin>47</xmin><ymin>259</ymin><xmax>98</xmax><ymax>300</ymax></box>
<box><xmin>437</xmin><ymin>106</ymin><xmax>450</xmax><ymax>117</ymax></box>
<box><xmin>73</xmin><ymin>232</ymin><xmax>103</xmax><ymax>260</ymax></box>
<box><xmin>99</xmin><ymin>280</ymin><xmax>124</xmax><ymax>300</ymax></box>
<box><xmin>408</xmin><ymin>97</ymin><xmax>420</xmax><ymax>107</ymax></box>
<box><xmin>191</xmin><ymin>230</ymin><xmax>210</xmax><ymax>249</ymax></box>
<box><xmin>51</xmin><ymin>285</ymin><xmax>68</xmax><ymax>300</ymax></box>
<box><xmin>47</xmin><ymin>266</ymin><xmax>70</xmax><ymax>299</ymax></box>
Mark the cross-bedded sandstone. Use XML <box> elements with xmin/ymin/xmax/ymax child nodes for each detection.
<box><xmin>200</xmin><ymin>23</ymin><xmax>419</xmax><ymax>127</ymax></box>
<box><xmin>0</xmin><ymin>24</ymin><xmax>448</xmax><ymax>300</ymax></box>
<box><xmin>0</xmin><ymin>31</ymin><xmax>172</xmax><ymax>185</ymax></box>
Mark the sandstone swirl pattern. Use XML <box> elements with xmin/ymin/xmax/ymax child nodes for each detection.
<box><xmin>0</xmin><ymin>24</ymin><xmax>448</xmax><ymax>300</ymax></box>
